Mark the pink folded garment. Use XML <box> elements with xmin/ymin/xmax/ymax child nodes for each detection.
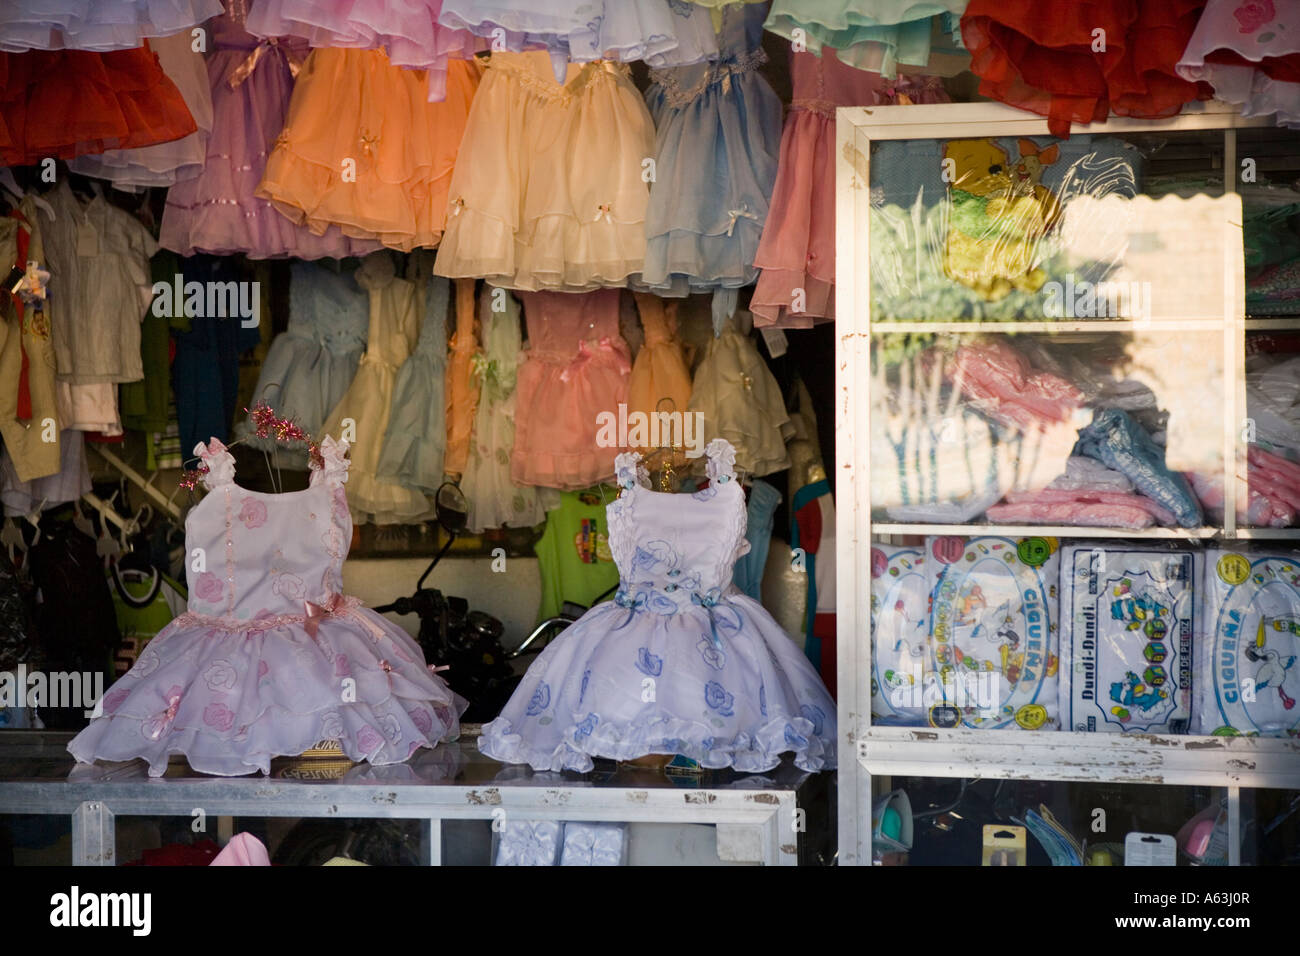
<box><xmin>1187</xmin><ymin>450</ymin><xmax>1300</xmax><ymax>529</ymax></box>
<box><xmin>210</xmin><ymin>833</ymin><xmax>272</xmax><ymax>867</ymax></box>
<box><xmin>946</xmin><ymin>341</ymin><xmax>1085</xmax><ymax>431</ymax></box>
<box><xmin>985</xmin><ymin>488</ymin><xmax>1177</xmax><ymax>530</ymax></box>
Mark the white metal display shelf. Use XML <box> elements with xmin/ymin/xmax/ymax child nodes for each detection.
<box><xmin>835</xmin><ymin>99</ymin><xmax>1300</xmax><ymax>866</ymax></box>
<box><xmin>860</xmin><ymin>727</ymin><xmax>1300</xmax><ymax>789</ymax></box>
<box><xmin>0</xmin><ymin>731</ymin><xmax>813</xmax><ymax>866</ymax></box>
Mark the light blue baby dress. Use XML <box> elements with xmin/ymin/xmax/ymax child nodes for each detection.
<box><xmin>376</xmin><ymin>273</ymin><xmax>451</xmax><ymax>496</ymax></box>
<box><xmin>240</xmin><ymin>261</ymin><xmax>368</xmax><ymax>462</ymax></box>
<box><xmin>479</xmin><ymin>439</ymin><xmax>837</xmax><ymax>773</ymax></box>
<box><xmin>640</xmin><ymin>2</ymin><xmax>782</xmax><ymax>332</ymax></box>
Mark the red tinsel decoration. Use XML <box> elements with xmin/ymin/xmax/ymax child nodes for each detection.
<box><xmin>178</xmin><ymin>402</ymin><xmax>324</xmax><ymax>492</ymax></box>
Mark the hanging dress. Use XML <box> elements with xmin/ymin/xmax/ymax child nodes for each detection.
<box><xmin>512</xmin><ymin>289</ymin><xmax>632</xmax><ymax>490</ymax></box>
<box><xmin>626</xmin><ymin>292</ymin><xmax>693</xmax><ymax>462</ymax></box>
<box><xmin>478</xmin><ymin>438</ymin><xmax>837</xmax><ymax>773</ymax></box>
<box><xmin>433</xmin><ymin>51</ymin><xmax>656</xmax><ymax>292</ymax></box>
<box><xmin>68</xmin><ymin>28</ymin><xmax>215</xmax><ymax>188</ymax></box>
<box><xmin>751</xmin><ymin>47</ymin><xmax>950</xmax><ymax>328</ymax></box>
<box><xmin>159</xmin><ymin>0</ymin><xmax>380</xmax><ymax>259</ymax></box>
<box><xmin>239</xmin><ymin>261</ymin><xmax>369</xmax><ymax>462</ymax></box>
<box><xmin>462</xmin><ymin>288</ymin><xmax>555</xmax><ymax>531</ymax></box>
<box><xmin>246</xmin><ymin>0</ymin><xmax>483</xmax><ymax>102</ymax></box>
<box><xmin>640</xmin><ymin>2</ymin><xmax>782</xmax><ymax>328</ymax></box>
<box><xmin>257</xmin><ymin>48</ymin><xmax>481</xmax><ymax>252</ymax></box>
<box><xmin>0</xmin><ymin>42</ymin><xmax>197</xmax><ymax>166</ymax></box>
<box><xmin>67</xmin><ymin>436</ymin><xmax>465</xmax><ymax>776</ymax></box>
<box><xmin>688</xmin><ymin>309</ymin><xmax>793</xmax><ymax>479</ymax></box>
<box><xmin>443</xmin><ymin>279</ymin><xmax>480</xmax><ymax>477</ymax></box>
<box><xmin>763</xmin><ymin>0</ymin><xmax>967</xmax><ymax>76</ymax></box>
<box><xmin>377</xmin><ymin>272</ymin><xmax>451</xmax><ymax>495</ymax></box>
<box><xmin>1176</xmin><ymin>0</ymin><xmax>1300</xmax><ymax>129</ymax></box>
<box><xmin>960</xmin><ymin>0</ymin><xmax>1212</xmax><ymax>138</ymax></box>
<box><xmin>321</xmin><ymin>252</ymin><xmax>429</xmax><ymax>524</ymax></box>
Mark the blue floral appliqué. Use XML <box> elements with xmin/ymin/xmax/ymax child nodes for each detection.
<box><xmin>697</xmin><ymin>638</ymin><xmax>726</xmax><ymax>670</ymax></box>
<box><xmin>760</xmin><ymin>684</ymin><xmax>768</xmax><ymax>717</ymax></box>
<box><xmin>800</xmin><ymin>703</ymin><xmax>827</xmax><ymax>736</ymax></box>
<box><xmin>635</xmin><ymin>647</ymin><xmax>663</xmax><ymax>677</ymax></box>
<box><xmin>691</xmin><ymin>485</ymin><xmax>718</xmax><ymax>502</ymax></box>
<box><xmin>525</xmin><ymin>682</ymin><xmax>551</xmax><ymax>716</ymax></box>
<box><xmin>575</xmin><ymin>713</ymin><xmax>600</xmax><ymax>739</ymax></box>
<box><xmin>579</xmin><ymin>669</ymin><xmax>590</xmax><ymax>703</ymax></box>
<box><xmin>704</xmin><ymin>681</ymin><xmax>735</xmax><ymax>717</ymax></box>
<box><xmin>784</xmin><ymin>723</ymin><xmax>809</xmax><ymax>748</ymax></box>
<box><xmin>667</xmin><ymin>0</ymin><xmax>694</xmax><ymax>16</ymax></box>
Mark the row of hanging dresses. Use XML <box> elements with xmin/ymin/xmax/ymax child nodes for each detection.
<box><xmin>239</xmin><ymin>260</ymin><xmax>369</xmax><ymax>462</ymax></box>
<box><xmin>0</xmin><ymin>1</ymin><xmax>220</xmax><ymax>50</ymax></box>
<box><xmin>322</xmin><ymin>251</ymin><xmax>428</xmax><ymax>523</ymax></box>
<box><xmin>244</xmin><ymin>0</ymin><xmax>484</xmax><ymax>102</ymax></box>
<box><xmin>434</xmin><ymin>51</ymin><xmax>656</xmax><ymax>291</ymax></box>
<box><xmin>763</xmin><ymin>0</ymin><xmax>968</xmax><ymax>75</ymax></box>
<box><xmin>67</xmin><ymin>29</ymin><xmax>214</xmax><ymax>189</ymax></box>
<box><xmin>159</xmin><ymin>0</ymin><xmax>379</xmax><ymax>258</ymax></box>
<box><xmin>751</xmin><ymin>47</ymin><xmax>951</xmax><ymax>328</ymax></box>
<box><xmin>437</xmin><ymin>0</ymin><xmax>719</xmax><ymax>66</ymax></box>
<box><xmin>639</xmin><ymin>2</ymin><xmax>782</xmax><ymax>330</ymax></box>
<box><xmin>256</xmin><ymin>48</ymin><xmax>482</xmax><ymax>251</ymax></box>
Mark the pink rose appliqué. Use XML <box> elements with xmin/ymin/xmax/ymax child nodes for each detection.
<box><xmin>257</xmin><ymin>660</ymin><xmax>269</xmax><ymax>679</ymax></box>
<box><xmin>411</xmin><ymin>707</ymin><xmax>433</xmax><ymax>735</ymax></box>
<box><xmin>102</xmin><ymin>688</ymin><xmax>130</xmax><ymax>714</ymax></box>
<box><xmin>1234</xmin><ymin>0</ymin><xmax>1275</xmax><ymax>32</ymax></box>
<box><xmin>356</xmin><ymin>726</ymin><xmax>383</xmax><ymax>754</ymax></box>
<box><xmin>272</xmin><ymin>572</ymin><xmax>305</xmax><ymax>600</ymax></box>
<box><xmin>334</xmin><ymin>654</ymin><xmax>351</xmax><ymax>677</ymax></box>
<box><xmin>238</xmin><ymin>497</ymin><xmax>268</xmax><ymax>529</ymax></box>
<box><xmin>194</xmin><ymin>571</ymin><xmax>224</xmax><ymax>604</ymax></box>
<box><xmin>203</xmin><ymin>702</ymin><xmax>236</xmax><ymax>732</ymax></box>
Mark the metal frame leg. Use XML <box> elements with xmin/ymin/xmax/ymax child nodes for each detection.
<box><xmin>419</xmin><ymin>818</ymin><xmax>442</xmax><ymax>866</ymax></box>
<box><xmin>72</xmin><ymin>801</ymin><xmax>114</xmax><ymax>866</ymax></box>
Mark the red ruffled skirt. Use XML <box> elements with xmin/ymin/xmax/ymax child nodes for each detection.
<box><xmin>0</xmin><ymin>44</ymin><xmax>196</xmax><ymax>166</ymax></box>
<box><xmin>961</xmin><ymin>0</ymin><xmax>1212</xmax><ymax>138</ymax></box>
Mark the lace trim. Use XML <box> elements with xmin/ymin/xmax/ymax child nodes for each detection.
<box><xmin>649</xmin><ymin>47</ymin><xmax>768</xmax><ymax>108</ymax></box>
<box><xmin>791</xmin><ymin>97</ymin><xmax>838</xmax><ymax>119</ymax></box>
<box><xmin>486</xmin><ymin>57</ymin><xmax>630</xmax><ymax>105</ymax></box>
<box><xmin>170</xmin><ymin>595</ymin><xmax>386</xmax><ymax>643</ymax></box>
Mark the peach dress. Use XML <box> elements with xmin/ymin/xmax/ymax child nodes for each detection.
<box><xmin>257</xmin><ymin>48</ymin><xmax>481</xmax><ymax>252</ymax></box>
<box><xmin>626</xmin><ymin>293</ymin><xmax>693</xmax><ymax>465</ymax></box>
<box><xmin>443</xmin><ymin>279</ymin><xmax>480</xmax><ymax>477</ymax></box>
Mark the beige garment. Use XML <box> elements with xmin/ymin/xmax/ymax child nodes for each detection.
<box><xmin>0</xmin><ymin>200</ymin><xmax>62</xmax><ymax>481</ymax></box>
<box><xmin>443</xmin><ymin>278</ymin><xmax>480</xmax><ymax>477</ymax></box>
<box><xmin>627</xmin><ymin>293</ymin><xmax>693</xmax><ymax>470</ymax></box>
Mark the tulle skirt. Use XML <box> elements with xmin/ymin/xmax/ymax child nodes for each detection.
<box><xmin>68</xmin><ymin>605</ymin><xmax>465</xmax><ymax>777</ymax></box>
<box><xmin>479</xmin><ymin>595</ymin><xmax>837</xmax><ymax>773</ymax></box>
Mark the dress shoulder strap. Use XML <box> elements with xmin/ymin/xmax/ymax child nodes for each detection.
<box><xmin>705</xmin><ymin>438</ymin><xmax>738</xmax><ymax>484</ymax></box>
<box><xmin>614</xmin><ymin>451</ymin><xmax>648</xmax><ymax>492</ymax></box>
<box><xmin>310</xmin><ymin>436</ymin><xmax>351</xmax><ymax>486</ymax></box>
<box><xmin>195</xmin><ymin>438</ymin><xmax>236</xmax><ymax>490</ymax></box>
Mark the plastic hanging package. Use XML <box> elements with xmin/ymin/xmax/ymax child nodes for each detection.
<box><xmin>870</xmin><ymin>543</ymin><xmax>934</xmax><ymax>725</ymax></box>
<box><xmin>925</xmin><ymin>535</ymin><xmax>1060</xmax><ymax>730</ymax></box>
<box><xmin>1195</xmin><ymin>550</ymin><xmax>1300</xmax><ymax>737</ymax></box>
<box><xmin>1060</xmin><ymin>544</ymin><xmax>1199</xmax><ymax>734</ymax></box>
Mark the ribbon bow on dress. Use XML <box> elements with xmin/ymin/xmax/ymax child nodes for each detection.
<box><xmin>303</xmin><ymin>593</ymin><xmax>385</xmax><ymax>643</ymax></box>
<box><xmin>229</xmin><ymin>37</ymin><xmax>304</xmax><ymax>88</ymax></box>
<box><xmin>560</xmin><ymin>337</ymin><xmax>632</xmax><ymax>383</ymax></box>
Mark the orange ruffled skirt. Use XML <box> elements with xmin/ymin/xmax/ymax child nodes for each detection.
<box><xmin>961</xmin><ymin>0</ymin><xmax>1212</xmax><ymax>138</ymax></box>
<box><xmin>257</xmin><ymin>48</ymin><xmax>481</xmax><ymax>252</ymax></box>
<box><xmin>0</xmin><ymin>44</ymin><xmax>196</xmax><ymax>167</ymax></box>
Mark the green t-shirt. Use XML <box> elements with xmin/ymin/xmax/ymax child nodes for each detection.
<box><xmin>534</xmin><ymin>486</ymin><xmax>620</xmax><ymax>622</ymax></box>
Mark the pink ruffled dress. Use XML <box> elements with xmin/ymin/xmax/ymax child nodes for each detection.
<box><xmin>750</xmin><ymin>47</ymin><xmax>949</xmax><ymax>327</ymax></box>
<box><xmin>67</xmin><ymin>436</ymin><xmax>465</xmax><ymax>776</ymax></box>
<box><xmin>511</xmin><ymin>289</ymin><xmax>631</xmax><ymax>490</ymax></box>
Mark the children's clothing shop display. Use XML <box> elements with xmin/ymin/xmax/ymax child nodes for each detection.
<box><xmin>68</xmin><ymin>437</ymin><xmax>466</xmax><ymax>775</ymax></box>
<box><xmin>480</xmin><ymin>440</ymin><xmax>837</xmax><ymax>772</ymax></box>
